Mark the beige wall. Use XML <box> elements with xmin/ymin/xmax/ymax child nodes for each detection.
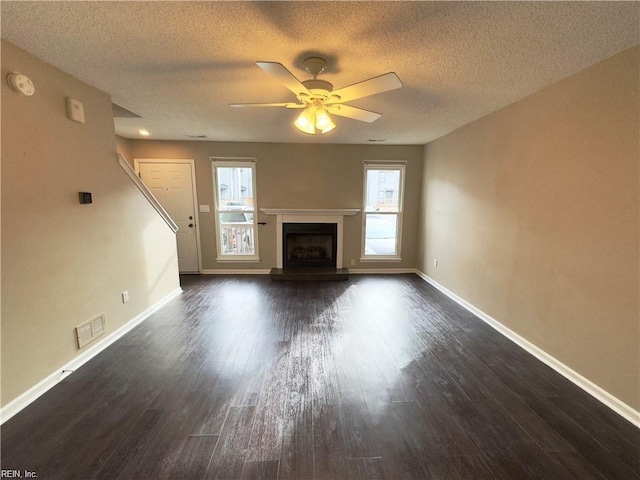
<box><xmin>1</xmin><ymin>41</ymin><xmax>180</xmax><ymax>406</ymax></box>
<box><xmin>127</xmin><ymin>141</ymin><xmax>424</xmax><ymax>271</ymax></box>
<box><xmin>418</xmin><ymin>47</ymin><xmax>639</xmax><ymax>409</ymax></box>
<box><xmin>116</xmin><ymin>135</ymin><xmax>133</xmax><ymax>161</ymax></box>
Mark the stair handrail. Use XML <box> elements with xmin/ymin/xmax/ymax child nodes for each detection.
<box><xmin>117</xmin><ymin>153</ymin><xmax>179</xmax><ymax>233</ymax></box>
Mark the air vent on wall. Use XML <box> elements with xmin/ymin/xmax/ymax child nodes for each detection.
<box><xmin>112</xmin><ymin>103</ymin><xmax>142</xmax><ymax>118</ymax></box>
<box><xmin>75</xmin><ymin>313</ymin><xmax>106</xmax><ymax>349</ymax></box>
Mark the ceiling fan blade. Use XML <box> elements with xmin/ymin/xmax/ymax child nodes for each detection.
<box><xmin>256</xmin><ymin>62</ymin><xmax>312</xmax><ymax>97</ymax></box>
<box><xmin>328</xmin><ymin>104</ymin><xmax>382</xmax><ymax>123</ymax></box>
<box><xmin>331</xmin><ymin>72</ymin><xmax>402</xmax><ymax>103</ymax></box>
<box><xmin>229</xmin><ymin>102</ymin><xmax>304</xmax><ymax>108</ymax></box>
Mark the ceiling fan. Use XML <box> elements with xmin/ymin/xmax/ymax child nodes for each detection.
<box><xmin>230</xmin><ymin>57</ymin><xmax>402</xmax><ymax>135</ymax></box>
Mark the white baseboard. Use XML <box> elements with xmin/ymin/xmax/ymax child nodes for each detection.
<box><xmin>414</xmin><ymin>271</ymin><xmax>640</xmax><ymax>428</ymax></box>
<box><xmin>0</xmin><ymin>287</ymin><xmax>183</xmax><ymax>425</ymax></box>
<box><xmin>350</xmin><ymin>268</ymin><xmax>416</xmax><ymax>274</ymax></box>
<box><xmin>200</xmin><ymin>269</ymin><xmax>271</xmax><ymax>275</ymax></box>
<box><xmin>200</xmin><ymin>268</ymin><xmax>415</xmax><ymax>275</ymax></box>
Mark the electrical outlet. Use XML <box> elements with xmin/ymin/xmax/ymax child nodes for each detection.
<box><xmin>122</xmin><ymin>291</ymin><xmax>129</xmax><ymax>303</ymax></box>
<box><xmin>434</xmin><ymin>259</ymin><xmax>438</xmax><ymax>268</ymax></box>
<box><xmin>350</xmin><ymin>258</ymin><xmax>356</xmax><ymax>266</ymax></box>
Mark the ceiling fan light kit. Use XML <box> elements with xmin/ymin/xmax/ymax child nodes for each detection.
<box><xmin>294</xmin><ymin>107</ymin><xmax>316</xmax><ymax>134</ymax></box>
<box><xmin>314</xmin><ymin>109</ymin><xmax>336</xmax><ymax>133</ymax></box>
<box><xmin>230</xmin><ymin>56</ymin><xmax>402</xmax><ymax>135</ymax></box>
<box><xmin>294</xmin><ymin>105</ymin><xmax>336</xmax><ymax>135</ymax></box>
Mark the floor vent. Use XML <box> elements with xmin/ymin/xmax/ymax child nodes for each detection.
<box><xmin>75</xmin><ymin>314</ymin><xmax>106</xmax><ymax>349</ymax></box>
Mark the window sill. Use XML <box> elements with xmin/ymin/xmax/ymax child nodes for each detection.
<box><xmin>360</xmin><ymin>256</ymin><xmax>402</xmax><ymax>262</ymax></box>
<box><xmin>216</xmin><ymin>256</ymin><xmax>260</xmax><ymax>263</ymax></box>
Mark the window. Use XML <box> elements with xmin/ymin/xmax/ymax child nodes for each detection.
<box><xmin>212</xmin><ymin>158</ymin><xmax>259</xmax><ymax>261</ymax></box>
<box><xmin>362</xmin><ymin>162</ymin><xmax>405</xmax><ymax>260</ymax></box>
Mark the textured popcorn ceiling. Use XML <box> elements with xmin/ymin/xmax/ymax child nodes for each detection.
<box><xmin>2</xmin><ymin>1</ymin><xmax>638</xmax><ymax>144</ymax></box>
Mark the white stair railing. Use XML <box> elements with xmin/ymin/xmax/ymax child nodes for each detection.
<box><xmin>117</xmin><ymin>153</ymin><xmax>178</xmax><ymax>233</ymax></box>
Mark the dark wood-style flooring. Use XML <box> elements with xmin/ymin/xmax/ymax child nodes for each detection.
<box><xmin>1</xmin><ymin>274</ymin><xmax>638</xmax><ymax>479</ymax></box>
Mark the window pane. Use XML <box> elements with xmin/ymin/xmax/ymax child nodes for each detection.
<box><xmin>364</xmin><ymin>214</ymin><xmax>397</xmax><ymax>255</ymax></box>
<box><xmin>217</xmin><ymin>167</ymin><xmax>254</xmax><ymax>209</ymax></box>
<box><xmin>220</xmin><ymin>212</ymin><xmax>253</xmax><ymax>224</ymax></box>
<box><xmin>365</xmin><ymin>169</ymin><xmax>400</xmax><ymax>212</ymax></box>
<box><xmin>220</xmin><ymin>222</ymin><xmax>255</xmax><ymax>255</ymax></box>
<box><xmin>213</xmin><ymin>161</ymin><xmax>258</xmax><ymax>259</ymax></box>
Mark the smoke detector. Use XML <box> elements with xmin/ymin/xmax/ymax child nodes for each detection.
<box><xmin>7</xmin><ymin>73</ymin><xmax>35</xmax><ymax>96</ymax></box>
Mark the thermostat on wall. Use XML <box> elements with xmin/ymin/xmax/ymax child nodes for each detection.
<box><xmin>7</xmin><ymin>73</ymin><xmax>35</xmax><ymax>96</ymax></box>
<box><xmin>66</xmin><ymin>97</ymin><xmax>85</xmax><ymax>123</ymax></box>
<box><xmin>79</xmin><ymin>192</ymin><xmax>92</xmax><ymax>204</ymax></box>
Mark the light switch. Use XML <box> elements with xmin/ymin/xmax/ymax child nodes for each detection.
<box><xmin>199</xmin><ymin>205</ymin><xmax>210</xmax><ymax>213</ymax></box>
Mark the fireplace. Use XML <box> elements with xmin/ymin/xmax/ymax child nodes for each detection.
<box><xmin>259</xmin><ymin>208</ymin><xmax>361</xmax><ymax>270</ymax></box>
<box><xmin>283</xmin><ymin>223</ymin><xmax>337</xmax><ymax>269</ymax></box>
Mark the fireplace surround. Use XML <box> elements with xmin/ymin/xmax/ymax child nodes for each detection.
<box><xmin>260</xmin><ymin>209</ymin><xmax>360</xmax><ymax>269</ymax></box>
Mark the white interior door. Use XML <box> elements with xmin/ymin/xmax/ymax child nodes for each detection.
<box><xmin>139</xmin><ymin>162</ymin><xmax>199</xmax><ymax>273</ymax></box>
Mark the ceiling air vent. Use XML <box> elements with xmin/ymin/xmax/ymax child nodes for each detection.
<box><xmin>75</xmin><ymin>314</ymin><xmax>106</xmax><ymax>349</ymax></box>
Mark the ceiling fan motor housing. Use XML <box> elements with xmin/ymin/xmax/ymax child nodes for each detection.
<box><xmin>300</xmin><ymin>79</ymin><xmax>337</xmax><ymax>103</ymax></box>
<box><xmin>302</xmin><ymin>57</ymin><xmax>327</xmax><ymax>77</ymax></box>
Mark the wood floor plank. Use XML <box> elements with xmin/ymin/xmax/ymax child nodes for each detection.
<box><xmin>312</xmin><ymin>404</ymin><xmax>349</xmax><ymax>480</ymax></box>
<box><xmin>156</xmin><ymin>435</ymin><xmax>219</xmax><ymax>480</ymax></box>
<box><xmin>203</xmin><ymin>405</ymin><xmax>256</xmax><ymax>479</ymax></box>
<box><xmin>548</xmin><ymin>393</ymin><xmax>640</xmax><ymax>472</ymax></box>
<box><xmin>2</xmin><ymin>274</ymin><xmax>638</xmax><ymax>480</ymax></box>
<box><xmin>340</xmin><ymin>402</ymin><xmax>384</xmax><ymax>460</ymax></box>
<box><xmin>346</xmin><ymin>457</ymin><xmax>387</xmax><ymax>480</ymax></box>
<box><xmin>372</xmin><ymin>402</ymin><xmax>447</xmax><ymax>480</ymax></box>
<box><xmin>422</xmin><ymin>328</ymin><xmax>579</xmax><ymax>454</ymax></box>
<box><xmin>448</xmin><ymin>455</ymin><xmax>496</xmax><ymax>480</ymax></box>
<box><xmin>472</xmin><ymin>344</ymin><xmax>640</xmax><ymax>479</ymax></box>
<box><xmin>548</xmin><ymin>451</ymin><xmax>610</xmax><ymax>480</ymax></box>
<box><xmin>309</xmin><ymin>328</ymin><xmax>341</xmax><ymax>406</ymax></box>
<box><xmin>166</xmin><ymin>389</ymin><xmax>229</xmax><ymax>436</ymax></box>
<box><xmin>351</xmin><ymin>348</ymin><xmax>393</xmax><ymax>412</ymax></box>
<box><xmin>240</xmin><ymin>460</ymin><xmax>280</xmax><ymax>479</ymax></box>
<box><xmin>0</xmin><ymin>407</ymin><xmax>84</xmax><ymax>471</ymax></box>
<box><xmin>279</xmin><ymin>356</ymin><xmax>314</xmax><ymax>480</ymax></box>
<box><xmin>92</xmin><ymin>408</ymin><xmax>168</xmax><ymax>479</ymax></box>
<box><xmin>401</xmin><ymin>361</ymin><xmax>479</xmax><ymax>457</ymax></box>
<box><xmin>245</xmin><ymin>342</ymin><xmax>291</xmax><ymax>462</ymax></box>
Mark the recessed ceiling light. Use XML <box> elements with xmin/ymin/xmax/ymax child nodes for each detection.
<box><xmin>368</xmin><ymin>138</ymin><xmax>387</xmax><ymax>142</ymax></box>
<box><xmin>186</xmin><ymin>134</ymin><xmax>207</xmax><ymax>138</ymax></box>
<box><xmin>138</xmin><ymin>129</ymin><xmax>150</xmax><ymax>136</ymax></box>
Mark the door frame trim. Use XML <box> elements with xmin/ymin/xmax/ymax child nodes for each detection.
<box><xmin>134</xmin><ymin>158</ymin><xmax>202</xmax><ymax>273</ymax></box>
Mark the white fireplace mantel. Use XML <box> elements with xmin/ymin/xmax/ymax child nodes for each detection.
<box><xmin>260</xmin><ymin>208</ymin><xmax>361</xmax><ymax>268</ymax></box>
<box><xmin>260</xmin><ymin>208</ymin><xmax>360</xmax><ymax>216</ymax></box>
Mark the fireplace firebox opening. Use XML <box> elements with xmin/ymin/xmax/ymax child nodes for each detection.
<box><xmin>283</xmin><ymin>223</ymin><xmax>337</xmax><ymax>269</ymax></box>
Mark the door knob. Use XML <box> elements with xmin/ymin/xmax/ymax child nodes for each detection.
<box><xmin>189</xmin><ymin>223</ymin><xmax>194</xmax><ymax>228</ymax></box>
<box><xmin>189</xmin><ymin>216</ymin><xmax>193</xmax><ymax>220</ymax></box>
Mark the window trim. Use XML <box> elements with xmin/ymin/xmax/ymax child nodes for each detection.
<box><xmin>361</xmin><ymin>162</ymin><xmax>406</xmax><ymax>262</ymax></box>
<box><xmin>211</xmin><ymin>157</ymin><xmax>260</xmax><ymax>262</ymax></box>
